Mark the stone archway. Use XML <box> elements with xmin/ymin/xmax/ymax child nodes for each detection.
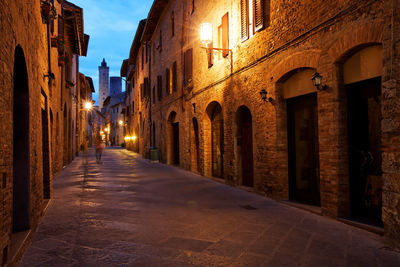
<box><xmin>204</xmin><ymin>101</ymin><xmax>223</xmax><ymax>178</ymax></box>
<box><xmin>342</xmin><ymin>44</ymin><xmax>383</xmax><ymax>225</ymax></box>
<box><xmin>235</xmin><ymin>106</ymin><xmax>254</xmax><ymax>187</ymax></box>
<box><xmin>190</xmin><ymin>117</ymin><xmax>200</xmax><ymax>172</ymax></box>
<box><xmin>12</xmin><ymin>45</ymin><xmax>30</xmax><ymax>232</ymax></box>
<box><xmin>278</xmin><ymin>67</ymin><xmax>321</xmax><ymax>206</ymax></box>
<box><xmin>167</xmin><ymin>111</ymin><xmax>179</xmax><ymax>165</ymax></box>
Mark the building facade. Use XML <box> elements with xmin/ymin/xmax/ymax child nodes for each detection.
<box><xmin>0</xmin><ymin>0</ymin><xmax>89</xmax><ymax>265</ymax></box>
<box><xmin>121</xmin><ymin>0</ymin><xmax>400</xmax><ymax>247</ymax></box>
<box><xmin>110</xmin><ymin>76</ymin><xmax>122</xmax><ymax>96</ymax></box>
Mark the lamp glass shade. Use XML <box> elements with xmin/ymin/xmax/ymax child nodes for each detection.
<box><xmin>259</xmin><ymin>89</ymin><xmax>267</xmax><ymax>101</ymax></box>
<box><xmin>200</xmin><ymin>23</ymin><xmax>212</xmax><ymax>45</ymax></box>
<box><xmin>311</xmin><ymin>72</ymin><xmax>322</xmax><ymax>87</ymax></box>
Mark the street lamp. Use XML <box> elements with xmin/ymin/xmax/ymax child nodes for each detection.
<box><xmin>311</xmin><ymin>72</ymin><xmax>327</xmax><ymax>91</ymax></box>
<box><xmin>84</xmin><ymin>101</ymin><xmax>93</xmax><ymax>111</ymax></box>
<box><xmin>119</xmin><ymin>120</ymin><xmax>123</xmax><ymax>126</ymax></box>
<box><xmin>200</xmin><ymin>22</ymin><xmax>233</xmax><ymax>73</ymax></box>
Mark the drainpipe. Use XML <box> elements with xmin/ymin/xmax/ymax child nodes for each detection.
<box><xmin>47</xmin><ymin>18</ymin><xmax>52</xmax><ymax>86</ymax></box>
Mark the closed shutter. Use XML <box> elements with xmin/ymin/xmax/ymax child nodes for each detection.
<box><xmin>58</xmin><ymin>17</ymin><xmax>64</xmax><ymax>36</ymax></box>
<box><xmin>240</xmin><ymin>0</ymin><xmax>249</xmax><ymax>41</ymax></box>
<box><xmin>166</xmin><ymin>68</ymin><xmax>170</xmax><ymax>95</ymax></box>
<box><xmin>157</xmin><ymin>75</ymin><xmax>162</xmax><ymax>101</ymax></box>
<box><xmin>184</xmin><ymin>48</ymin><xmax>193</xmax><ymax>86</ymax></box>
<box><xmin>254</xmin><ymin>0</ymin><xmax>264</xmax><ymax>32</ymax></box>
<box><xmin>222</xmin><ymin>13</ymin><xmax>229</xmax><ymax>57</ymax></box>
<box><xmin>140</xmin><ymin>83</ymin><xmax>144</xmax><ymax>101</ymax></box>
<box><xmin>172</xmin><ymin>61</ymin><xmax>177</xmax><ymax>92</ymax></box>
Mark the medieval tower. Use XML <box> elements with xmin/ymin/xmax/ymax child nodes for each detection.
<box><xmin>98</xmin><ymin>58</ymin><xmax>109</xmax><ymax>109</ymax></box>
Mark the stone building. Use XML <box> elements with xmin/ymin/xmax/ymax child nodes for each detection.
<box><xmin>0</xmin><ymin>0</ymin><xmax>89</xmax><ymax>265</ymax></box>
<box><xmin>102</xmin><ymin>93</ymin><xmax>126</xmax><ymax>146</ymax></box>
<box><xmin>110</xmin><ymin>76</ymin><xmax>122</xmax><ymax>96</ymax></box>
<box><xmin>98</xmin><ymin>58</ymin><xmax>109</xmax><ymax>109</ymax></box>
<box><xmin>121</xmin><ymin>0</ymin><xmax>400</xmax><ymax>247</ymax></box>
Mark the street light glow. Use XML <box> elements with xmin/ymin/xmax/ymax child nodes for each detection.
<box><xmin>84</xmin><ymin>101</ymin><xmax>92</xmax><ymax>110</ymax></box>
<box><xmin>119</xmin><ymin>120</ymin><xmax>123</xmax><ymax>126</ymax></box>
<box><xmin>200</xmin><ymin>22</ymin><xmax>212</xmax><ymax>45</ymax></box>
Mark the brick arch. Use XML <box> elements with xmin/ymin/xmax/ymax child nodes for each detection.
<box><xmin>328</xmin><ymin>22</ymin><xmax>384</xmax><ymax>63</ymax></box>
<box><xmin>271</xmin><ymin>50</ymin><xmax>322</xmax><ymax>84</ymax></box>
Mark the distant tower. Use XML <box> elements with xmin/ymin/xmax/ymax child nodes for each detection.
<box><xmin>98</xmin><ymin>58</ymin><xmax>109</xmax><ymax>109</ymax></box>
<box><xmin>110</xmin><ymin>77</ymin><xmax>122</xmax><ymax>96</ymax></box>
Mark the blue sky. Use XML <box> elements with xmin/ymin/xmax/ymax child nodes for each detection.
<box><xmin>72</xmin><ymin>0</ymin><xmax>153</xmax><ymax>104</ymax></box>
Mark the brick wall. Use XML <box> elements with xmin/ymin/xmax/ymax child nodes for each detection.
<box><xmin>125</xmin><ymin>0</ymin><xmax>400</xmax><ymax>247</ymax></box>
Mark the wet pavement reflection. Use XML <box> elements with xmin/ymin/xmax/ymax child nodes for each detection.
<box><xmin>21</xmin><ymin>148</ymin><xmax>400</xmax><ymax>266</ymax></box>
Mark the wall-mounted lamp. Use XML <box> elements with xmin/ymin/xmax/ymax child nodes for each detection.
<box><xmin>311</xmin><ymin>72</ymin><xmax>327</xmax><ymax>91</ymax></box>
<box><xmin>259</xmin><ymin>89</ymin><xmax>273</xmax><ymax>103</ymax></box>
<box><xmin>44</xmin><ymin>72</ymin><xmax>55</xmax><ymax>80</ymax></box>
<box><xmin>200</xmin><ymin>22</ymin><xmax>233</xmax><ymax>73</ymax></box>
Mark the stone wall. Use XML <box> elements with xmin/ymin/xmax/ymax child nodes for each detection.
<box><xmin>125</xmin><ymin>0</ymin><xmax>399</xmax><ymax>247</ymax></box>
<box><xmin>0</xmin><ymin>0</ymin><xmax>79</xmax><ymax>264</ymax></box>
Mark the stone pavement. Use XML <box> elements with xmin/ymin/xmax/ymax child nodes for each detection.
<box><xmin>20</xmin><ymin>148</ymin><xmax>400</xmax><ymax>266</ymax></box>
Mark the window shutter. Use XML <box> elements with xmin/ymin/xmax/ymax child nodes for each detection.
<box><xmin>157</xmin><ymin>75</ymin><xmax>162</xmax><ymax>101</ymax></box>
<box><xmin>184</xmin><ymin>49</ymin><xmax>193</xmax><ymax>86</ymax></box>
<box><xmin>222</xmin><ymin>13</ymin><xmax>229</xmax><ymax>57</ymax></box>
<box><xmin>254</xmin><ymin>0</ymin><xmax>264</xmax><ymax>32</ymax></box>
<box><xmin>172</xmin><ymin>61</ymin><xmax>177</xmax><ymax>92</ymax></box>
<box><xmin>166</xmin><ymin>68</ymin><xmax>170</xmax><ymax>95</ymax></box>
<box><xmin>140</xmin><ymin>83</ymin><xmax>144</xmax><ymax>101</ymax></box>
<box><xmin>240</xmin><ymin>0</ymin><xmax>249</xmax><ymax>41</ymax></box>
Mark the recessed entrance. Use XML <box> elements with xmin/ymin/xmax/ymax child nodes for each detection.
<box><xmin>167</xmin><ymin>111</ymin><xmax>180</xmax><ymax>165</ymax></box>
<box><xmin>12</xmin><ymin>45</ymin><xmax>30</xmax><ymax>232</ymax></box>
<box><xmin>347</xmin><ymin>78</ymin><xmax>382</xmax><ymax>225</ymax></box>
<box><xmin>287</xmin><ymin>93</ymin><xmax>320</xmax><ymax>206</ymax></box>
<box><xmin>236</xmin><ymin>106</ymin><xmax>254</xmax><ymax>187</ymax></box>
<box><xmin>191</xmin><ymin>118</ymin><xmax>200</xmax><ymax>172</ymax></box>
<box><xmin>41</xmin><ymin>93</ymin><xmax>50</xmax><ymax>199</ymax></box>
<box><xmin>205</xmin><ymin>102</ymin><xmax>224</xmax><ymax>178</ymax></box>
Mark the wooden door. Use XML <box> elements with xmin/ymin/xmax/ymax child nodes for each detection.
<box><xmin>287</xmin><ymin>93</ymin><xmax>320</xmax><ymax>206</ymax></box>
<box><xmin>347</xmin><ymin>77</ymin><xmax>382</xmax><ymax>225</ymax></box>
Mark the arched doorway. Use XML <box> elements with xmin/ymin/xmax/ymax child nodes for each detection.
<box><xmin>167</xmin><ymin>111</ymin><xmax>179</xmax><ymax>165</ymax></box>
<box><xmin>205</xmin><ymin>102</ymin><xmax>223</xmax><ymax>178</ymax></box>
<box><xmin>12</xmin><ymin>45</ymin><xmax>30</xmax><ymax>232</ymax></box>
<box><xmin>191</xmin><ymin>117</ymin><xmax>200</xmax><ymax>172</ymax></box>
<box><xmin>63</xmin><ymin>103</ymin><xmax>68</xmax><ymax>166</ymax></box>
<box><xmin>282</xmin><ymin>68</ymin><xmax>320</xmax><ymax>206</ymax></box>
<box><xmin>344</xmin><ymin>45</ymin><xmax>383</xmax><ymax>225</ymax></box>
<box><xmin>41</xmin><ymin>92</ymin><xmax>50</xmax><ymax>199</ymax></box>
<box><xmin>236</xmin><ymin>106</ymin><xmax>254</xmax><ymax>187</ymax></box>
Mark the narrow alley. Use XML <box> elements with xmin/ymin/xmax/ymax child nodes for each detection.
<box><xmin>20</xmin><ymin>148</ymin><xmax>399</xmax><ymax>266</ymax></box>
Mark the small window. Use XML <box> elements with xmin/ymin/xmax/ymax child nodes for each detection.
<box><xmin>241</xmin><ymin>0</ymin><xmax>269</xmax><ymax>42</ymax></box>
<box><xmin>157</xmin><ymin>75</ymin><xmax>163</xmax><ymax>101</ymax></box>
<box><xmin>170</xmin><ymin>12</ymin><xmax>175</xmax><ymax>37</ymax></box>
<box><xmin>172</xmin><ymin>61</ymin><xmax>177</xmax><ymax>92</ymax></box>
<box><xmin>184</xmin><ymin>48</ymin><xmax>193</xmax><ymax>86</ymax></box>
<box><xmin>166</xmin><ymin>68</ymin><xmax>170</xmax><ymax>95</ymax></box>
<box><xmin>141</xmin><ymin>47</ymin><xmax>144</xmax><ymax>70</ymax></box>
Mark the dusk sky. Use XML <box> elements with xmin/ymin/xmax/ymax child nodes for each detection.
<box><xmin>72</xmin><ymin>0</ymin><xmax>154</xmax><ymax>105</ymax></box>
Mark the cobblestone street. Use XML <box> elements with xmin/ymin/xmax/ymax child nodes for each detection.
<box><xmin>20</xmin><ymin>148</ymin><xmax>399</xmax><ymax>266</ymax></box>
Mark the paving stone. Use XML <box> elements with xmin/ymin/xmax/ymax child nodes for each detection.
<box><xmin>19</xmin><ymin>148</ymin><xmax>400</xmax><ymax>266</ymax></box>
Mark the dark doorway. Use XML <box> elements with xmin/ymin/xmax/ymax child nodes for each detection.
<box><xmin>192</xmin><ymin>118</ymin><xmax>200</xmax><ymax>172</ymax></box>
<box><xmin>287</xmin><ymin>93</ymin><xmax>320</xmax><ymax>206</ymax></box>
<box><xmin>347</xmin><ymin>77</ymin><xmax>382</xmax><ymax>225</ymax></box>
<box><xmin>172</xmin><ymin>122</ymin><xmax>180</xmax><ymax>165</ymax></box>
<box><xmin>63</xmin><ymin>104</ymin><xmax>68</xmax><ymax>166</ymax></box>
<box><xmin>41</xmin><ymin>93</ymin><xmax>50</xmax><ymax>199</ymax></box>
<box><xmin>210</xmin><ymin>104</ymin><xmax>223</xmax><ymax>177</ymax></box>
<box><xmin>12</xmin><ymin>45</ymin><xmax>30</xmax><ymax>232</ymax></box>
<box><xmin>237</xmin><ymin>106</ymin><xmax>254</xmax><ymax>187</ymax></box>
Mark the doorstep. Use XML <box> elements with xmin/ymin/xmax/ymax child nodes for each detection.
<box><xmin>280</xmin><ymin>200</ymin><xmax>322</xmax><ymax>215</ymax></box>
<box><xmin>338</xmin><ymin>218</ymin><xmax>384</xmax><ymax>235</ymax></box>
